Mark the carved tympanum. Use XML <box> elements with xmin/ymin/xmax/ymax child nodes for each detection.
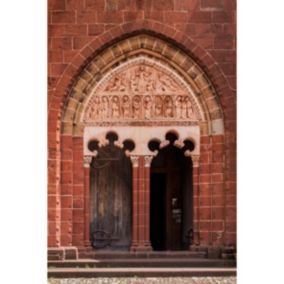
<box><xmin>84</xmin><ymin>62</ymin><xmax>198</xmax><ymax>124</ymax></box>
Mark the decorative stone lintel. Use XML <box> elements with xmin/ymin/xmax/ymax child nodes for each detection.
<box><xmin>84</xmin><ymin>126</ymin><xmax>200</xmax><ymax>157</ymax></box>
<box><xmin>144</xmin><ymin>155</ymin><xmax>154</xmax><ymax>167</ymax></box>
<box><xmin>130</xmin><ymin>156</ymin><xmax>139</xmax><ymax>168</ymax></box>
<box><xmin>83</xmin><ymin>156</ymin><xmax>93</xmax><ymax>168</ymax></box>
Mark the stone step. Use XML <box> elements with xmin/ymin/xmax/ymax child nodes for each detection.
<box><xmin>48</xmin><ymin>258</ymin><xmax>236</xmax><ymax>268</ymax></box>
<box><xmin>48</xmin><ymin>267</ymin><xmax>236</xmax><ymax>278</ymax></box>
<box><xmin>79</xmin><ymin>251</ymin><xmax>207</xmax><ymax>259</ymax></box>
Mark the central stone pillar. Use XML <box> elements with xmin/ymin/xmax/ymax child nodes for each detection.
<box><xmin>130</xmin><ymin>155</ymin><xmax>153</xmax><ymax>251</ymax></box>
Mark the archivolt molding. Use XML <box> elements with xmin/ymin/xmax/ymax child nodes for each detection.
<box><xmin>62</xmin><ymin>34</ymin><xmax>224</xmax><ymax>136</ymax></box>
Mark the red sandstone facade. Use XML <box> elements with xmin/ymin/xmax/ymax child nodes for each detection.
<box><xmin>48</xmin><ymin>0</ymin><xmax>236</xmax><ymax>258</ymax></box>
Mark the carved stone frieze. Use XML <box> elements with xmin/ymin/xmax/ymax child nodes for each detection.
<box><xmin>83</xmin><ymin>59</ymin><xmax>201</xmax><ymax>125</ymax></box>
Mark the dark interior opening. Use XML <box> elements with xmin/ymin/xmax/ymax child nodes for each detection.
<box><xmin>150</xmin><ymin>173</ymin><xmax>166</xmax><ymax>251</ymax></box>
<box><xmin>150</xmin><ymin>143</ymin><xmax>193</xmax><ymax>251</ymax></box>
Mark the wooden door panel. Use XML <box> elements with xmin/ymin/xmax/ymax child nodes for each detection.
<box><xmin>90</xmin><ymin>146</ymin><xmax>132</xmax><ymax>250</ymax></box>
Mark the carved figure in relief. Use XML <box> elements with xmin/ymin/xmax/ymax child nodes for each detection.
<box><xmin>106</xmin><ymin>74</ymin><xmax>126</xmax><ymax>92</ymax></box>
<box><xmin>88</xmin><ymin>97</ymin><xmax>100</xmax><ymax>120</ymax></box>
<box><xmin>130</xmin><ymin>68</ymin><xmax>141</xmax><ymax>92</ymax></box>
<box><xmin>164</xmin><ymin>96</ymin><xmax>174</xmax><ymax>118</ymax></box>
<box><xmin>175</xmin><ymin>96</ymin><xmax>183</xmax><ymax>118</ymax></box>
<box><xmin>121</xmin><ymin>95</ymin><xmax>131</xmax><ymax>118</ymax></box>
<box><xmin>138</xmin><ymin>66</ymin><xmax>147</xmax><ymax>92</ymax></box>
<box><xmin>157</xmin><ymin>73</ymin><xmax>178</xmax><ymax>92</ymax></box>
<box><xmin>111</xmin><ymin>96</ymin><xmax>120</xmax><ymax>118</ymax></box>
<box><xmin>154</xmin><ymin>96</ymin><xmax>163</xmax><ymax>117</ymax></box>
<box><xmin>119</xmin><ymin>73</ymin><xmax>127</xmax><ymax>91</ymax></box>
<box><xmin>106</xmin><ymin>76</ymin><xmax>120</xmax><ymax>91</ymax></box>
<box><xmin>132</xmin><ymin>95</ymin><xmax>141</xmax><ymax>119</ymax></box>
<box><xmin>99</xmin><ymin>96</ymin><xmax>109</xmax><ymax>118</ymax></box>
<box><xmin>182</xmin><ymin>96</ymin><xmax>194</xmax><ymax>119</ymax></box>
<box><xmin>143</xmin><ymin>95</ymin><xmax>152</xmax><ymax>119</ymax></box>
<box><xmin>143</xmin><ymin>68</ymin><xmax>155</xmax><ymax>92</ymax></box>
<box><xmin>131</xmin><ymin>65</ymin><xmax>155</xmax><ymax>93</ymax></box>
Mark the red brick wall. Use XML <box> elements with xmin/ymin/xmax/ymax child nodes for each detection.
<box><xmin>48</xmin><ymin>0</ymin><xmax>236</xmax><ymax>90</ymax></box>
<box><xmin>48</xmin><ymin>0</ymin><xmax>236</xmax><ymax>248</ymax></box>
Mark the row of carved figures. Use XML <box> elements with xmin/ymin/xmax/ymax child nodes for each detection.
<box><xmin>104</xmin><ymin>66</ymin><xmax>178</xmax><ymax>93</ymax></box>
<box><xmin>85</xmin><ymin>95</ymin><xmax>195</xmax><ymax>121</ymax></box>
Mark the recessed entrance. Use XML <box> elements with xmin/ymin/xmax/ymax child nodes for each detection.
<box><xmin>150</xmin><ymin>140</ymin><xmax>193</xmax><ymax>251</ymax></box>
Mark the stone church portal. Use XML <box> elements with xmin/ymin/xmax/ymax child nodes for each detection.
<box><xmin>48</xmin><ymin>26</ymin><xmax>235</xmax><ymax>259</ymax></box>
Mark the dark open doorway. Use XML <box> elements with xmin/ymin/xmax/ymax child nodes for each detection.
<box><xmin>150</xmin><ymin>173</ymin><xmax>167</xmax><ymax>250</ymax></box>
<box><xmin>150</xmin><ymin>138</ymin><xmax>193</xmax><ymax>251</ymax></box>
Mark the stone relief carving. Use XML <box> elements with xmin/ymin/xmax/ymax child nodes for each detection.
<box><xmin>100</xmin><ymin>96</ymin><xmax>109</xmax><ymax>119</ymax></box>
<box><xmin>83</xmin><ymin>63</ymin><xmax>199</xmax><ymax>124</ymax></box>
<box><xmin>143</xmin><ymin>95</ymin><xmax>152</xmax><ymax>120</ymax></box>
<box><xmin>154</xmin><ymin>95</ymin><xmax>163</xmax><ymax>117</ymax></box>
<box><xmin>182</xmin><ymin>97</ymin><xmax>194</xmax><ymax>119</ymax></box>
<box><xmin>121</xmin><ymin>95</ymin><xmax>131</xmax><ymax>118</ymax></box>
<box><xmin>165</xmin><ymin>96</ymin><xmax>174</xmax><ymax>118</ymax></box>
<box><xmin>157</xmin><ymin>73</ymin><xmax>178</xmax><ymax>92</ymax></box>
<box><xmin>111</xmin><ymin>96</ymin><xmax>120</xmax><ymax>118</ymax></box>
<box><xmin>132</xmin><ymin>95</ymin><xmax>141</xmax><ymax>119</ymax></box>
<box><xmin>175</xmin><ymin>96</ymin><xmax>183</xmax><ymax>119</ymax></box>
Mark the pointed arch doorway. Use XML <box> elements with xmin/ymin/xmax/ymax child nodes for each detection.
<box><xmin>73</xmin><ymin>33</ymin><xmax>225</xmax><ymax>252</ymax></box>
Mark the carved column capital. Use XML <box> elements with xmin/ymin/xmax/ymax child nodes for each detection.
<box><xmin>83</xmin><ymin>156</ymin><xmax>92</xmax><ymax>168</ymax></box>
<box><xmin>144</xmin><ymin>155</ymin><xmax>154</xmax><ymax>167</ymax></box>
<box><xmin>191</xmin><ymin>155</ymin><xmax>200</xmax><ymax>167</ymax></box>
<box><xmin>130</xmin><ymin>156</ymin><xmax>139</xmax><ymax>168</ymax></box>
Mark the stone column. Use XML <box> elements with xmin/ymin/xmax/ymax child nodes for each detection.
<box><xmin>130</xmin><ymin>156</ymin><xmax>139</xmax><ymax>250</ymax></box>
<box><xmin>83</xmin><ymin>156</ymin><xmax>92</xmax><ymax>247</ymax></box>
<box><xmin>144</xmin><ymin>155</ymin><xmax>153</xmax><ymax>249</ymax></box>
<box><xmin>192</xmin><ymin>155</ymin><xmax>200</xmax><ymax>246</ymax></box>
<box><xmin>130</xmin><ymin>155</ymin><xmax>153</xmax><ymax>251</ymax></box>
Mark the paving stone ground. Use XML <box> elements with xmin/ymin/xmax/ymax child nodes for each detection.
<box><xmin>48</xmin><ymin>277</ymin><xmax>236</xmax><ymax>284</ymax></box>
